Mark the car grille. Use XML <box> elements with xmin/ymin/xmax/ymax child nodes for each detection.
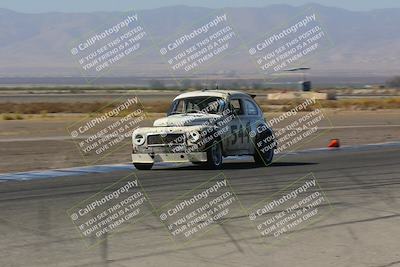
<box><xmin>147</xmin><ymin>134</ymin><xmax>185</xmax><ymax>146</ymax></box>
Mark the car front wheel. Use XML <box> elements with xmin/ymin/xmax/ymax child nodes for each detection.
<box><xmin>206</xmin><ymin>140</ymin><xmax>223</xmax><ymax>169</ymax></box>
<box><xmin>134</xmin><ymin>163</ymin><xmax>153</xmax><ymax>170</ymax></box>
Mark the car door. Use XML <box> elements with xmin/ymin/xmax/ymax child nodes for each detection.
<box><xmin>242</xmin><ymin>98</ymin><xmax>263</xmax><ymax>152</ymax></box>
<box><xmin>224</xmin><ymin>97</ymin><xmax>250</xmax><ymax>155</ymax></box>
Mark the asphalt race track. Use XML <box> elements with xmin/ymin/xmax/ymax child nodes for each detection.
<box><xmin>0</xmin><ymin>145</ymin><xmax>399</xmax><ymax>267</ymax></box>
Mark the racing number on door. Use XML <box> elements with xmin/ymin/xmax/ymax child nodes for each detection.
<box><xmin>230</xmin><ymin>122</ymin><xmax>251</xmax><ymax>145</ymax></box>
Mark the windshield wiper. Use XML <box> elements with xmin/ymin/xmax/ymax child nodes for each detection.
<box><xmin>186</xmin><ymin>110</ymin><xmax>207</xmax><ymax>114</ymax></box>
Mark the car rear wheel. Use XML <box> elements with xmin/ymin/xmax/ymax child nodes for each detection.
<box><xmin>206</xmin><ymin>140</ymin><xmax>223</xmax><ymax>169</ymax></box>
<box><xmin>134</xmin><ymin>163</ymin><xmax>153</xmax><ymax>170</ymax></box>
<box><xmin>253</xmin><ymin>131</ymin><xmax>275</xmax><ymax>166</ymax></box>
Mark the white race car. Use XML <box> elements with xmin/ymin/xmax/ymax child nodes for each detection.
<box><xmin>132</xmin><ymin>90</ymin><xmax>276</xmax><ymax>170</ymax></box>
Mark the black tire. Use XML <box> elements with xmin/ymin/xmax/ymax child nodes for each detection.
<box><xmin>253</xmin><ymin>130</ymin><xmax>275</xmax><ymax>166</ymax></box>
<box><xmin>134</xmin><ymin>163</ymin><xmax>153</xmax><ymax>170</ymax></box>
<box><xmin>206</xmin><ymin>140</ymin><xmax>223</xmax><ymax>169</ymax></box>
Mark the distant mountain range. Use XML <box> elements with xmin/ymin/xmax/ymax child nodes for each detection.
<box><xmin>0</xmin><ymin>4</ymin><xmax>399</xmax><ymax>78</ymax></box>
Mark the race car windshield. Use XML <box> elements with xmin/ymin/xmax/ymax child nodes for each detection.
<box><xmin>169</xmin><ymin>97</ymin><xmax>226</xmax><ymax>115</ymax></box>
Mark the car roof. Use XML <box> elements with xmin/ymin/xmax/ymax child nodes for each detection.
<box><xmin>174</xmin><ymin>90</ymin><xmax>252</xmax><ymax>100</ymax></box>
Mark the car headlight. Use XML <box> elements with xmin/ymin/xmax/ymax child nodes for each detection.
<box><xmin>187</xmin><ymin>131</ymin><xmax>200</xmax><ymax>143</ymax></box>
<box><xmin>133</xmin><ymin>134</ymin><xmax>145</xmax><ymax>146</ymax></box>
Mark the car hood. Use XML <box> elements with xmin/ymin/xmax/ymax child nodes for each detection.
<box><xmin>153</xmin><ymin>113</ymin><xmax>222</xmax><ymax>127</ymax></box>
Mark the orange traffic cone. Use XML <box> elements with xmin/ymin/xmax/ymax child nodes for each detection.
<box><xmin>328</xmin><ymin>139</ymin><xmax>340</xmax><ymax>148</ymax></box>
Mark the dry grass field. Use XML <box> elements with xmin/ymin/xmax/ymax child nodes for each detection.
<box><xmin>1</xmin><ymin>97</ymin><xmax>400</xmax><ymax>120</ymax></box>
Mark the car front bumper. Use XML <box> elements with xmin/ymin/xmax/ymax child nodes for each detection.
<box><xmin>132</xmin><ymin>152</ymin><xmax>207</xmax><ymax>163</ymax></box>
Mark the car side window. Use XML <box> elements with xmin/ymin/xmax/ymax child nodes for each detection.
<box><xmin>245</xmin><ymin>99</ymin><xmax>258</xmax><ymax>115</ymax></box>
<box><xmin>230</xmin><ymin>99</ymin><xmax>244</xmax><ymax>115</ymax></box>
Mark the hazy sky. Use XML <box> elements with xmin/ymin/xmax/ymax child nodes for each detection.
<box><xmin>1</xmin><ymin>0</ymin><xmax>400</xmax><ymax>13</ymax></box>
